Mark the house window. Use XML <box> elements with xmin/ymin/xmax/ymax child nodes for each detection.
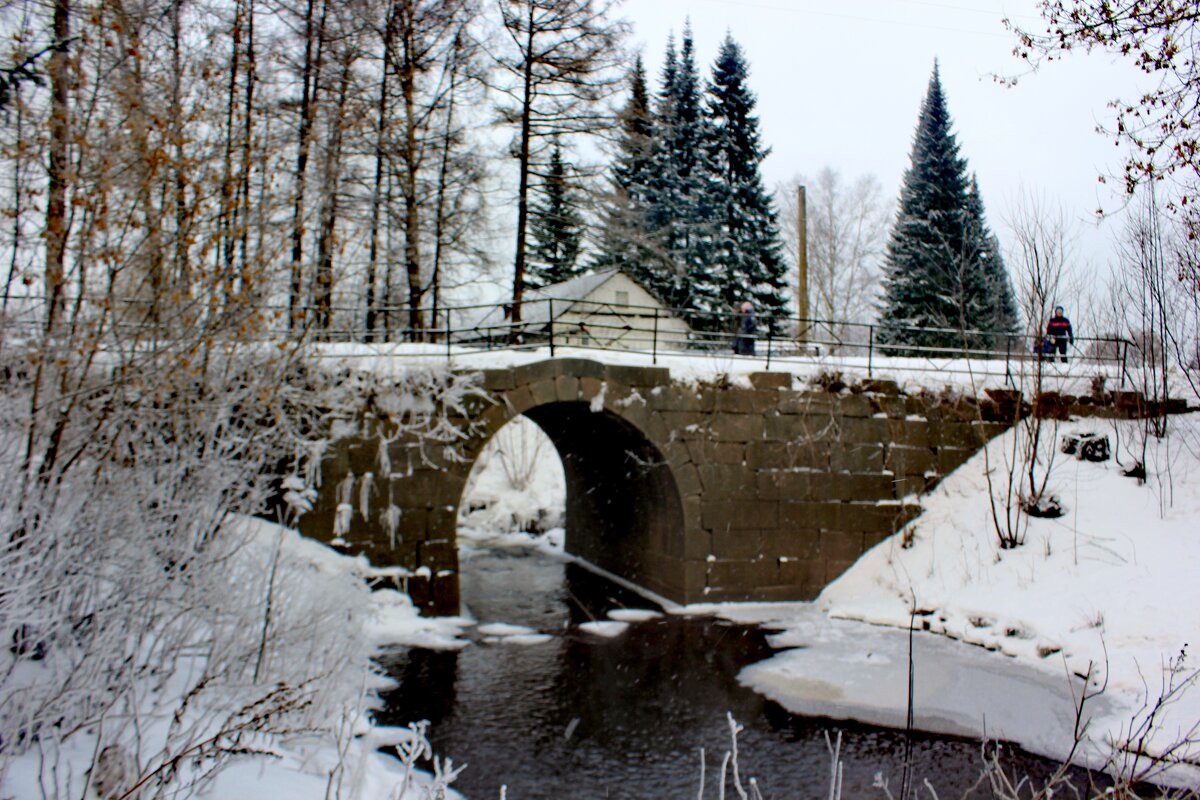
<box><xmin>615</xmin><ymin>290</ymin><xmax>629</xmax><ymax>308</ymax></box>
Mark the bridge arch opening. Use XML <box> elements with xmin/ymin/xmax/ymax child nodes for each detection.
<box><xmin>459</xmin><ymin>415</ymin><xmax>565</xmax><ymax>539</ymax></box>
<box><xmin>459</xmin><ymin>401</ymin><xmax>686</xmax><ymax>601</ymax></box>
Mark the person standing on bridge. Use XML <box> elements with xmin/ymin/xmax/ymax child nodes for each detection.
<box><xmin>733</xmin><ymin>301</ymin><xmax>757</xmax><ymax>356</ymax></box>
<box><xmin>1046</xmin><ymin>305</ymin><xmax>1074</xmax><ymax>364</ymax></box>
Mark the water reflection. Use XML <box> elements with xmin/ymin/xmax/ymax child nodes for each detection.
<box><xmin>375</xmin><ymin>545</ymin><xmax>1075</xmax><ymax>800</ymax></box>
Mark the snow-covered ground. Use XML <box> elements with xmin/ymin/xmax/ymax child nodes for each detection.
<box><xmin>0</xmin><ymin>519</ymin><xmax>476</xmax><ymax>800</ymax></box>
<box><xmin>706</xmin><ymin>414</ymin><xmax>1200</xmax><ymax>788</ymax></box>
<box><xmin>8</xmin><ymin>346</ymin><xmax>1195</xmax><ymax>798</ymax></box>
<box><xmin>454</xmin><ymin>382</ymin><xmax>1200</xmax><ymax>788</ymax></box>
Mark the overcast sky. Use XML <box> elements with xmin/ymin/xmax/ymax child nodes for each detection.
<box><xmin>618</xmin><ymin>0</ymin><xmax>1149</xmax><ymax>287</ymax></box>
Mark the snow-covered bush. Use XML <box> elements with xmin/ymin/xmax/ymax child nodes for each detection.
<box><xmin>0</xmin><ymin>327</ymin><xmax>391</xmax><ymax>798</ymax></box>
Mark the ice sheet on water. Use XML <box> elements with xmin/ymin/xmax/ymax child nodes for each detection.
<box><xmin>607</xmin><ymin>609</ymin><xmax>661</xmax><ymax>622</ymax></box>
<box><xmin>578</xmin><ymin>620</ymin><xmax>629</xmax><ymax>638</ymax></box>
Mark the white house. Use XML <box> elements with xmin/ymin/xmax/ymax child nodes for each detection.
<box><xmin>461</xmin><ymin>268</ymin><xmax>692</xmax><ymax>351</ymax></box>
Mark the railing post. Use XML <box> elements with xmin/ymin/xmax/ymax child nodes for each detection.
<box><xmin>652</xmin><ymin>307</ymin><xmax>659</xmax><ymax>365</ymax></box>
<box><xmin>445</xmin><ymin>309</ymin><xmax>452</xmax><ymax>360</ymax></box>
<box><xmin>765</xmin><ymin>322</ymin><xmax>773</xmax><ymax>370</ymax></box>
<box><xmin>548</xmin><ymin>298</ymin><xmax>555</xmax><ymax>357</ymax></box>
<box><xmin>867</xmin><ymin>325</ymin><xmax>875</xmax><ymax>378</ymax></box>
<box><xmin>1120</xmin><ymin>338</ymin><xmax>1129</xmax><ymax>389</ymax></box>
<box><xmin>1005</xmin><ymin>335</ymin><xmax>1013</xmax><ymax>388</ymax></box>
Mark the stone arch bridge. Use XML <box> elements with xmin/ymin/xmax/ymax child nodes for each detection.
<box><xmin>298</xmin><ymin>358</ymin><xmax>1112</xmax><ymax>614</ymax></box>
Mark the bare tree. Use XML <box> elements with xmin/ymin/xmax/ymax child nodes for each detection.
<box><xmin>287</xmin><ymin>0</ymin><xmax>330</xmax><ymax>333</ymax></box>
<box><xmin>776</xmin><ymin>168</ymin><xmax>889</xmax><ymax>348</ymax></box>
<box><xmin>493</xmin><ymin>0</ymin><xmax>628</xmax><ymax>324</ymax></box>
<box><xmin>1096</xmin><ymin>191</ymin><xmax>1182</xmax><ymax>500</ymax></box>
<box><xmin>391</xmin><ymin>0</ymin><xmax>481</xmax><ymax>340</ymax></box>
<box><xmin>313</xmin><ymin>39</ymin><xmax>360</xmax><ymax>336</ymax></box>
<box><xmin>1169</xmin><ymin>209</ymin><xmax>1200</xmax><ymax>402</ymax></box>
<box><xmin>1008</xmin><ymin>2</ymin><xmax>1200</xmax><ymax>208</ymax></box>
<box><xmin>354</xmin><ymin>0</ymin><xmax>486</xmax><ymax>342</ymax></box>
<box><xmin>981</xmin><ymin>195</ymin><xmax>1080</xmax><ymax>548</ymax></box>
<box><xmin>43</xmin><ymin>0</ymin><xmax>69</xmax><ymax>332</ymax></box>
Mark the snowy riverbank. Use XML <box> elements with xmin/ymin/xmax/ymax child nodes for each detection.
<box><xmin>709</xmin><ymin>414</ymin><xmax>1200</xmax><ymax>788</ymax></box>
<box><xmin>8</xmin><ymin>380</ymin><xmax>1194</xmax><ymax>797</ymax></box>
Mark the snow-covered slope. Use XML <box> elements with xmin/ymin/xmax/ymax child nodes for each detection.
<box><xmin>738</xmin><ymin>414</ymin><xmax>1200</xmax><ymax>787</ymax></box>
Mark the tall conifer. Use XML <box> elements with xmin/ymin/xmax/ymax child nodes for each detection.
<box><xmin>647</xmin><ymin>24</ymin><xmax>720</xmax><ymax>317</ymax></box>
<box><xmin>965</xmin><ymin>175</ymin><xmax>1018</xmax><ymax>343</ymax></box>
<box><xmin>878</xmin><ymin>64</ymin><xmax>1016</xmax><ymax>350</ymax></box>
<box><xmin>705</xmin><ymin>34</ymin><xmax>788</xmax><ymax>327</ymax></box>
<box><xmin>528</xmin><ymin>144</ymin><xmax>584</xmax><ymax>288</ymax></box>
<box><xmin>591</xmin><ymin>56</ymin><xmax>662</xmax><ymax>287</ymax></box>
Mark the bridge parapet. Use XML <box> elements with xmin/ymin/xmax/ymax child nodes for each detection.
<box><xmin>298</xmin><ymin>359</ymin><xmax>1144</xmax><ymax>614</ymax></box>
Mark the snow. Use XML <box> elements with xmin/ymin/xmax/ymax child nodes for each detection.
<box><xmin>366</xmin><ymin>588</ymin><xmax>474</xmax><ymax>651</ymax></box>
<box><xmin>476</xmin><ymin>620</ymin><xmax>556</xmax><ymax>644</ymax></box>
<box><xmin>316</xmin><ymin>346</ymin><xmax>1199</xmax><ymax>788</ymax></box>
<box><xmin>720</xmin><ymin>414</ymin><xmax>1200</xmax><ymax>787</ymax></box>
<box><xmin>0</xmin><ymin>517</ymin><xmax>472</xmax><ymax>800</ymax></box>
<box><xmin>737</xmin><ymin>605</ymin><xmax>1107</xmax><ymax>754</ymax></box>
<box><xmin>304</xmin><ymin>340</ymin><xmax>1175</xmax><ymax>399</ymax></box>
<box><xmin>608</xmin><ymin>608</ymin><xmax>663</xmax><ymax>622</ymax></box>
<box><xmin>578</xmin><ymin>620</ymin><xmax>630</xmax><ymax>637</ymax></box>
<box><xmin>457</xmin><ymin>415</ymin><xmax>566</xmax><ymax>538</ymax></box>
<box><xmin>489</xmin><ymin>633</ymin><xmax>555</xmax><ymax>645</ymax></box>
<box><xmin>478</xmin><ymin>622</ymin><xmax>539</xmax><ymax>637</ymax></box>
<box><xmin>12</xmin><ymin>343</ymin><xmax>1194</xmax><ymax>796</ymax></box>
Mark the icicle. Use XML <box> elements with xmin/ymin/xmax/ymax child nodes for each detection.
<box><xmin>359</xmin><ymin>472</ymin><xmax>375</xmax><ymax>521</ymax></box>
<box><xmin>333</xmin><ymin>503</ymin><xmax>353</xmax><ymax>540</ymax></box>
<box><xmin>333</xmin><ymin>472</ymin><xmax>355</xmax><ymax>539</ymax></box>
<box><xmin>383</xmin><ymin>504</ymin><xmax>402</xmax><ymax>551</ymax></box>
<box><xmin>305</xmin><ymin>439</ymin><xmax>328</xmax><ymax>489</ymax></box>
<box><xmin>589</xmin><ymin>381</ymin><xmax>607</xmax><ymax>413</ymax></box>
<box><xmin>377</xmin><ymin>437</ymin><xmax>392</xmax><ymax>476</ymax></box>
<box><xmin>336</xmin><ymin>471</ymin><xmax>355</xmax><ymax>506</ymax></box>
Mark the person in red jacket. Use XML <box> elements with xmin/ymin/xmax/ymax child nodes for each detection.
<box><xmin>1046</xmin><ymin>305</ymin><xmax>1074</xmax><ymax>363</ymax></box>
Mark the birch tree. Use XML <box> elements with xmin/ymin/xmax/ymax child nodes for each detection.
<box><xmin>777</xmin><ymin>168</ymin><xmax>890</xmax><ymax>347</ymax></box>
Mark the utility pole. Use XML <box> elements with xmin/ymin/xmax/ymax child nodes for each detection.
<box><xmin>797</xmin><ymin>184</ymin><xmax>809</xmax><ymax>345</ymax></box>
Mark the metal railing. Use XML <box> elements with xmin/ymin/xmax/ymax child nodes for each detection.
<box><xmin>0</xmin><ymin>293</ymin><xmax>1135</xmax><ymax>387</ymax></box>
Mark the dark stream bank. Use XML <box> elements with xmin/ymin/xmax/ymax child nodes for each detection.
<box><xmin>375</xmin><ymin>544</ymin><xmax>1079</xmax><ymax>800</ymax></box>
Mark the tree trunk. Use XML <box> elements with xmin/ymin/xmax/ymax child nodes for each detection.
<box><xmin>4</xmin><ymin>85</ymin><xmax>25</xmax><ymax>313</ymax></box>
<box><xmin>314</xmin><ymin>52</ymin><xmax>353</xmax><ymax>337</ymax></box>
<box><xmin>236</xmin><ymin>0</ymin><xmax>257</xmax><ymax>299</ymax></box>
<box><xmin>287</xmin><ymin>0</ymin><xmax>328</xmax><ymax>333</ymax></box>
<box><xmin>114</xmin><ymin>1</ymin><xmax>166</xmax><ymax>326</ymax></box>
<box><xmin>398</xmin><ymin>0</ymin><xmax>424</xmax><ymax>341</ymax></box>
<box><xmin>171</xmin><ymin>0</ymin><xmax>192</xmax><ymax>299</ymax></box>
<box><xmin>365</xmin><ymin>1</ymin><xmax>397</xmax><ymax>342</ymax></box>
<box><xmin>429</xmin><ymin>28</ymin><xmax>464</xmax><ymax>336</ymax></box>
<box><xmin>219</xmin><ymin>0</ymin><xmax>244</xmax><ymax>302</ymax></box>
<box><xmin>510</xmin><ymin>8</ymin><xmax>536</xmax><ymax>327</ymax></box>
<box><xmin>44</xmin><ymin>0</ymin><xmax>70</xmax><ymax>334</ymax></box>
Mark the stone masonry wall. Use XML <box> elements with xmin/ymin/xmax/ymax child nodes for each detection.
<box><xmin>298</xmin><ymin>359</ymin><xmax>1153</xmax><ymax>613</ymax></box>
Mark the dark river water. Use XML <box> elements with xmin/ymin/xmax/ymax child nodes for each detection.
<box><xmin>375</xmin><ymin>543</ymin><xmax>1078</xmax><ymax>800</ymax></box>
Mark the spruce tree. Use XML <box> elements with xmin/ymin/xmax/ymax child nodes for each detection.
<box><xmin>528</xmin><ymin>144</ymin><xmax>584</xmax><ymax>288</ymax></box>
<box><xmin>646</xmin><ymin>25</ymin><xmax>721</xmax><ymax>319</ymax></box>
<box><xmin>705</xmin><ymin>34</ymin><xmax>789</xmax><ymax>329</ymax></box>
<box><xmin>965</xmin><ymin>175</ymin><xmax>1018</xmax><ymax>345</ymax></box>
<box><xmin>878</xmin><ymin>64</ymin><xmax>1014</xmax><ymax>351</ymax></box>
<box><xmin>591</xmin><ymin>56</ymin><xmax>663</xmax><ymax>288</ymax></box>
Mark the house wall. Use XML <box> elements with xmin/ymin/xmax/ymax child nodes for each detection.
<box><xmin>556</xmin><ymin>272</ymin><xmax>691</xmax><ymax>350</ymax></box>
